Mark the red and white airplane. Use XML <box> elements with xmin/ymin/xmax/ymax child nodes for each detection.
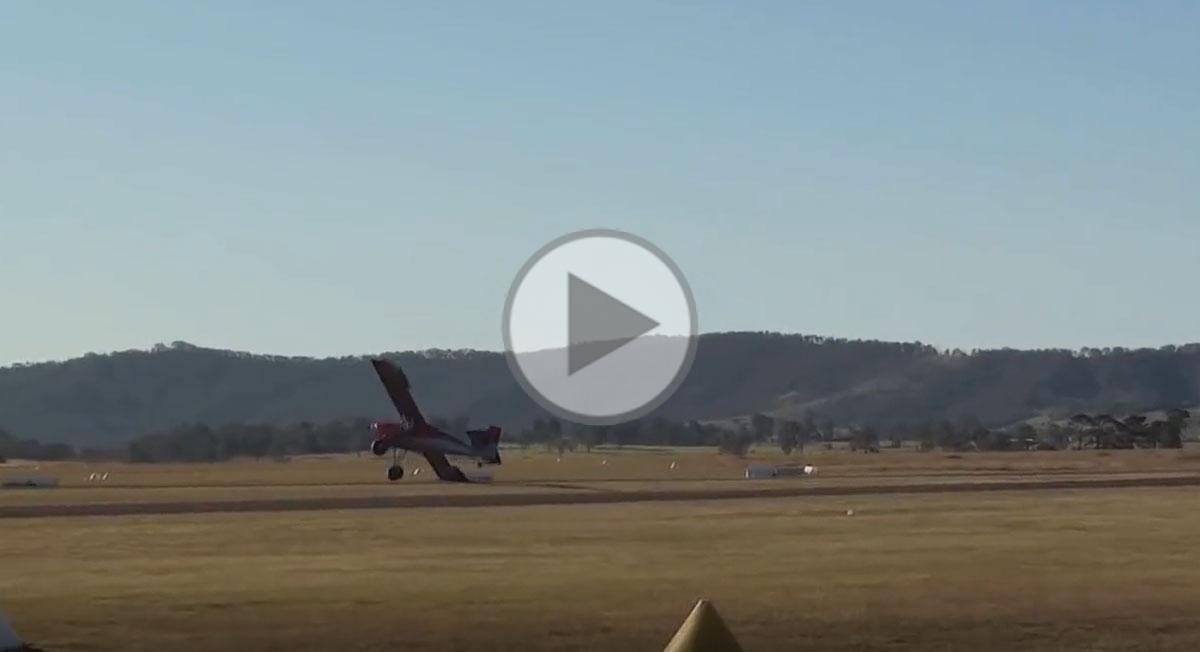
<box><xmin>368</xmin><ymin>359</ymin><xmax>502</xmax><ymax>482</ymax></box>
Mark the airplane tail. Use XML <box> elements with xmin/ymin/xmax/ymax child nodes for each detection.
<box><xmin>467</xmin><ymin>426</ymin><xmax>503</xmax><ymax>464</ymax></box>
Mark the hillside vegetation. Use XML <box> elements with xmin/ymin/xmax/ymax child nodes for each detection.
<box><xmin>2</xmin><ymin>333</ymin><xmax>1199</xmax><ymax>447</ymax></box>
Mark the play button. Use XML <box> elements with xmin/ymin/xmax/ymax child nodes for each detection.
<box><xmin>503</xmin><ymin>229</ymin><xmax>698</xmax><ymax>425</ymax></box>
<box><xmin>568</xmin><ymin>274</ymin><xmax>660</xmax><ymax>375</ymax></box>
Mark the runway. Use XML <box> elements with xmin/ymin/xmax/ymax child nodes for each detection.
<box><xmin>3</xmin><ymin>473</ymin><xmax>1198</xmax><ymax>519</ymax></box>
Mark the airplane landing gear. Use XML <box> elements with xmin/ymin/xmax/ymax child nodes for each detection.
<box><xmin>385</xmin><ymin>447</ymin><xmax>407</xmax><ymax>481</ymax></box>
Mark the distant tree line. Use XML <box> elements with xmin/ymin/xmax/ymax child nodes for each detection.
<box><xmin>518</xmin><ymin>415</ymin><xmax>734</xmax><ymax>451</ymax></box>
<box><xmin>2</xmin><ymin>415</ymin><xmax>775</xmax><ymax>462</ymax></box>
<box><xmin>508</xmin><ymin>408</ymin><xmax>1192</xmax><ymax>457</ymax></box>
<box><xmin>2</xmin><ymin>421</ymin><xmax>377</xmax><ymax>463</ymax></box>
<box><xmin>67</xmin><ymin>414</ymin><xmax>767</xmax><ymax>462</ymax></box>
<box><xmin>0</xmin><ymin>408</ymin><xmax>1192</xmax><ymax>464</ymax></box>
<box><xmin>1066</xmin><ymin>409</ymin><xmax>1192</xmax><ymax>450</ymax></box>
<box><xmin>124</xmin><ymin>420</ymin><xmax>375</xmax><ymax>462</ymax></box>
<box><xmin>753</xmin><ymin>409</ymin><xmax>1193</xmax><ymax>455</ymax></box>
<box><xmin>0</xmin><ymin>427</ymin><xmax>76</xmax><ymax>462</ymax></box>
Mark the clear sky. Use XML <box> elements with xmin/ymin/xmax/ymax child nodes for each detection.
<box><xmin>2</xmin><ymin>1</ymin><xmax>1198</xmax><ymax>365</ymax></box>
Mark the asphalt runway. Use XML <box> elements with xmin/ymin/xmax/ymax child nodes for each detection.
<box><xmin>3</xmin><ymin>473</ymin><xmax>1199</xmax><ymax>519</ymax></box>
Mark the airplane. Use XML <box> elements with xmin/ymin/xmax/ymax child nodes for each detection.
<box><xmin>368</xmin><ymin>359</ymin><xmax>502</xmax><ymax>482</ymax></box>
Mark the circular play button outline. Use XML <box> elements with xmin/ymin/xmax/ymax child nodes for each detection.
<box><xmin>502</xmin><ymin>229</ymin><xmax>699</xmax><ymax>425</ymax></box>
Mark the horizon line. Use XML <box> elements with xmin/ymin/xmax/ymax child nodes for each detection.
<box><xmin>5</xmin><ymin>332</ymin><xmax>1200</xmax><ymax>371</ymax></box>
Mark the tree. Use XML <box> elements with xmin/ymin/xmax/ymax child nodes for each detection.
<box><xmin>908</xmin><ymin>420</ymin><xmax>933</xmax><ymax>451</ymax></box>
<box><xmin>611</xmin><ymin>420</ymin><xmax>642</xmax><ymax>448</ymax></box>
<box><xmin>750</xmin><ymin>413</ymin><xmax>775</xmax><ymax>443</ymax></box>
<box><xmin>1064</xmin><ymin>411</ymin><xmax>1191</xmax><ymax>450</ymax></box>
<box><xmin>547</xmin><ymin>418</ymin><xmax>563</xmax><ymax>438</ymax></box>
<box><xmin>1157</xmin><ymin>409</ymin><xmax>1191</xmax><ymax>449</ymax></box>
<box><xmin>979</xmin><ymin>429</ymin><xmax>1014</xmax><ymax>451</ymax></box>
<box><xmin>802</xmin><ymin>411</ymin><xmax>818</xmax><ymax>436</ymax></box>
<box><xmin>1068</xmin><ymin>414</ymin><xmax>1095</xmax><ymax>450</ymax></box>
<box><xmin>0</xmin><ymin>428</ymin><xmax>13</xmax><ymax>462</ymax></box>
<box><xmin>796</xmin><ymin>413</ymin><xmax>817</xmax><ymax>453</ymax></box>
<box><xmin>820</xmin><ymin>419</ymin><xmax>837</xmax><ymax>443</ymax></box>
<box><xmin>850</xmin><ymin>425</ymin><xmax>880</xmax><ymax>452</ymax></box>
<box><xmin>582</xmin><ymin>425</ymin><xmax>609</xmax><ymax>453</ymax></box>
<box><xmin>0</xmin><ymin>427</ymin><xmax>78</xmax><ymax>461</ymax></box>
<box><xmin>957</xmin><ymin>416</ymin><xmax>989</xmax><ymax>450</ymax></box>
<box><xmin>933</xmin><ymin>419</ymin><xmax>967</xmax><ymax>451</ymax></box>
<box><xmin>718</xmin><ymin>429</ymin><xmax>754</xmax><ymax>457</ymax></box>
<box><xmin>1042</xmin><ymin>423</ymin><xmax>1071</xmax><ymax>450</ymax></box>
<box><xmin>775</xmin><ymin>420</ymin><xmax>799</xmax><ymax>455</ymax></box>
<box><xmin>527</xmin><ymin>417</ymin><xmax>561</xmax><ymax>446</ymax></box>
<box><xmin>1014</xmin><ymin>423</ymin><xmax>1039</xmax><ymax>450</ymax></box>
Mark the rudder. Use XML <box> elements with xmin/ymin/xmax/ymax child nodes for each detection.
<box><xmin>466</xmin><ymin>426</ymin><xmax>503</xmax><ymax>464</ymax></box>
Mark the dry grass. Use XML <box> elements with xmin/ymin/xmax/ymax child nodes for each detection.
<box><xmin>4</xmin><ymin>447</ymin><xmax>1199</xmax><ymax>508</ymax></box>
<box><xmin>10</xmin><ymin>444</ymin><xmax>1200</xmax><ymax>486</ymax></box>
<box><xmin>3</xmin><ymin>486</ymin><xmax>1200</xmax><ymax>651</ymax></box>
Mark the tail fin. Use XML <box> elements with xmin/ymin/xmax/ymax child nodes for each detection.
<box><xmin>466</xmin><ymin>426</ymin><xmax>503</xmax><ymax>464</ymax></box>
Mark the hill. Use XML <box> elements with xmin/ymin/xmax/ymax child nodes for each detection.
<box><xmin>2</xmin><ymin>334</ymin><xmax>1199</xmax><ymax>447</ymax></box>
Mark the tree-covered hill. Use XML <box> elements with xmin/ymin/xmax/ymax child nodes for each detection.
<box><xmin>2</xmin><ymin>334</ymin><xmax>1199</xmax><ymax>447</ymax></box>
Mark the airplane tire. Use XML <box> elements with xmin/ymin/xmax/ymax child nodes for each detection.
<box><xmin>387</xmin><ymin>465</ymin><xmax>404</xmax><ymax>482</ymax></box>
<box><xmin>371</xmin><ymin>439</ymin><xmax>389</xmax><ymax>456</ymax></box>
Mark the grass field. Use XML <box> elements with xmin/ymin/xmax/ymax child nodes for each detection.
<box><xmin>3</xmin><ymin>448</ymin><xmax>1200</xmax><ymax>651</ymax></box>
<box><xmin>10</xmin><ymin>444</ymin><xmax>1200</xmax><ymax>487</ymax></box>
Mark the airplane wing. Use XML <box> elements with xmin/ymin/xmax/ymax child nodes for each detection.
<box><xmin>422</xmin><ymin>451</ymin><xmax>470</xmax><ymax>482</ymax></box>
<box><xmin>370</xmin><ymin>359</ymin><xmax>427</xmax><ymax>427</ymax></box>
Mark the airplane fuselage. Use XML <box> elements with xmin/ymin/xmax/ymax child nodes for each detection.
<box><xmin>370</xmin><ymin>421</ymin><xmax>481</xmax><ymax>459</ymax></box>
<box><xmin>367</xmin><ymin>358</ymin><xmax>503</xmax><ymax>482</ymax></box>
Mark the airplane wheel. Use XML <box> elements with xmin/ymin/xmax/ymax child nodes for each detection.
<box><xmin>371</xmin><ymin>439</ymin><xmax>389</xmax><ymax>456</ymax></box>
<box><xmin>387</xmin><ymin>465</ymin><xmax>404</xmax><ymax>482</ymax></box>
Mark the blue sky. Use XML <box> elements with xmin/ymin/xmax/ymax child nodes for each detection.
<box><xmin>2</xmin><ymin>1</ymin><xmax>1198</xmax><ymax>365</ymax></box>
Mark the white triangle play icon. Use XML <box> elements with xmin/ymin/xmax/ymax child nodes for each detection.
<box><xmin>567</xmin><ymin>273</ymin><xmax>659</xmax><ymax>375</ymax></box>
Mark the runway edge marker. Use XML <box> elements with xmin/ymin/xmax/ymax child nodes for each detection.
<box><xmin>663</xmin><ymin>600</ymin><xmax>744</xmax><ymax>652</ymax></box>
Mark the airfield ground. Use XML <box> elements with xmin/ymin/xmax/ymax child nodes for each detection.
<box><xmin>3</xmin><ymin>447</ymin><xmax>1200</xmax><ymax>651</ymax></box>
